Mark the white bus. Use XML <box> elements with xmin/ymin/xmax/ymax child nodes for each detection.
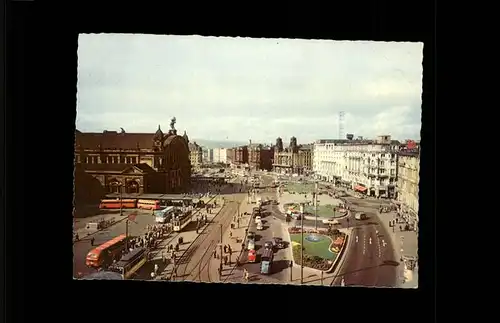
<box><xmin>154</xmin><ymin>206</ymin><xmax>176</xmax><ymax>223</ymax></box>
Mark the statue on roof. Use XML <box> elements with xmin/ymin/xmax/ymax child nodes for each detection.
<box><xmin>120</xmin><ymin>127</ymin><xmax>125</xmax><ymax>134</ymax></box>
<box><xmin>170</xmin><ymin>117</ymin><xmax>176</xmax><ymax>130</ymax></box>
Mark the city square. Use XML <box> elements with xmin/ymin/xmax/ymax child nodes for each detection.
<box><xmin>74</xmin><ymin>34</ymin><xmax>422</xmax><ymax>288</ymax></box>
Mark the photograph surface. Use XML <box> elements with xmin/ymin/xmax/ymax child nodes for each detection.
<box><xmin>73</xmin><ymin>34</ymin><xmax>422</xmax><ymax>288</ymax></box>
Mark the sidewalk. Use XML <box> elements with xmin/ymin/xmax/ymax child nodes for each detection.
<box><xmin>150</xmin><ymin>196</ymin><xmax>226</xmax><ymax>280</ymax></box>
<box><xmin>212</xmin><ymin>201</ymin><xmax>254</xmax><ymax>282</ymax></box>
<box><xmin>378</xmin><ymin>211</ymin><xmax>419</xmax><ymax>288</ymax></box>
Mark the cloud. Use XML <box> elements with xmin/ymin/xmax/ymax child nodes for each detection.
<box><xmin>76</xmin><ymin>35</ymin><xmax>424</xmax><ymax>144</ymax></box>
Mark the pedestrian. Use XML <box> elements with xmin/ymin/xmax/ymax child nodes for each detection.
<box><xmin>151</xmin><ymin>272</ymin><xmax>156</xmax><ymax>279</ymax></box>
<box><xmin>224</xmin><ymin>255</ymin><xmax>228</xmax><ymax>265</ymax></box>
<box><xmin>223</xmin><ymin>245</ymin><xmax>228</xmax><ymax>253</ymax></box>
<box><xmin>244</xmin><ymin>269</ymin><xmax>249</xmax><ymax>282</ymax></box>
<box><xmin>154</xmin><ymin>264</ymin><xmax>159</xmax><ymax>275</ymax></box>
<box><xmin>90</xmin><ymin>237</ymin><xmax>94</xmax><ymax>246</ymax></box>
<box><xmin>229</xmin><ymin>231</ymin><xmax>233</xmax><ymax>239</ymax></box>
<box><xmin>213</xmin><ymin>249</ymin><xmax>217</xmax><ymax>259</ymax></box>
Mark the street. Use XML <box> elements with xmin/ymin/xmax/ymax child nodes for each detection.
<box><xmin>330</xmin><ymin>195</ymin><xmax>398</xmax><ymax>287</ymax></box>
<box><xmin>173</xmin><ymin>196</ymin><xmax>245</xmax><ymax>282</ymax></box>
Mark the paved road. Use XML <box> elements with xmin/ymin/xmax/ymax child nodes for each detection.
<box><xmin>173</xmin><ymin>196</ymin><xmax>245</xmax><ymax>282</ymax></box>
<box><xmin>238</xmin><ymin>203</ymin><xmax>291</xmax><ymax>282</ymax></box>
<box><xmin>73</xmin><ymin>211</ymin><xmax>157</xmax><ymax>277</ymax></box>
<box><xmin>330</xmin><ymin>196</ymin><xmax>398</xmax><ymax>287</ymax></box>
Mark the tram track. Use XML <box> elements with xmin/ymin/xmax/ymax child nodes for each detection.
<box><xmin>172</xmin><ymin>196</ymin><xmax>232</xmax><ymax>281</ymax></box>
<box><xmin>173</xmin><ymin>197</ymin><xmax>242</xmax><ymax>282</ymax></box>
<box><xmin>191</xmin><ymin>203</ymin><xmax>235</xmax><ymax>282</ymax></box>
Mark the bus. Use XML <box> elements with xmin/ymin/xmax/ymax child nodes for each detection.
<box><xmin>99</xmin><ymin>199</ymin><xmax>137</xmax><ymax>209</ymax></box>
<box><xmin>137</xmin><ymin>199</ymin><xmax>161</xmax><ymax>210</ymax></box>
<box><xmin>108</xmin><ymin>247</ymin><xmax>148</xmax><ymax>279</ymax></box>
<box><xmin>85</xmin><ymin>234</ymin><xmax>128</xmax><ymax>268</ymax></box>
<box><xmin>173</xmin><ymin>212</ymin><xmax>192</xmax><ymax>232</ymax></box>
<box><xmin>154</xmin><ymin>206</ymin><xmax>176</xmax><ymax>224</ymax></box>
<box><xmin>260</xmin><ymin>249</ymin><xmax>274</xmax><ymax>274</ymax></box>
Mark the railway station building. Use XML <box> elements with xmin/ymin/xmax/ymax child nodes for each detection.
<box><xmin>74</xmin><ymin>118</ymin><xmax>192</xmax><ymax>203</ymax></box>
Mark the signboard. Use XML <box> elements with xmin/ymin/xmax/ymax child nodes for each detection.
<box><xmin>299</xmin><ymin>204</ymin><xmax>304</xmax><ymax>214</ymax></box>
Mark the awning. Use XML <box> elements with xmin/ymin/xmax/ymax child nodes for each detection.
<box><xmin>354</xmin><ymin>185</ymin><xmax>367</xmax><ymax>192</ymax></box>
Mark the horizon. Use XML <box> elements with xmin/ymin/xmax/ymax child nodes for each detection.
<box><xmin>76</xmin><ymin>34</ymin><xmax>423</xmax><ymax>143</ymax></box>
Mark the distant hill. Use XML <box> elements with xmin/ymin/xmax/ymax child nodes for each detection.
<box><xmin>191</xmin><ymin>139</ymin><xmax>249</xmax><ymax>149</ymax></box>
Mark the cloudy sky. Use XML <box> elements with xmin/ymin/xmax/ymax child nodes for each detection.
<box><xmin>76</xmin><ymin>34</ymin><xmax>423</xmax><ymax>144</ymax></box>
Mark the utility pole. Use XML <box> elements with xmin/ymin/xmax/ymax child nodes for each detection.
<box><xmin>314</xmin><ymin>181</ymin><xmax>318</xmax><ymax>230</ymax></box>
<box><xmin>289</xmin><ymin>260</ymin><xmax>293</xmax><ymax>282</ymax></box>
<box><xmin>300</xmin><ymin>203</ymin><xmax>304</xmax><ymax>285</ymax></box>
<box><xmin>220</xmin><ymin>223</ymin><xmax>223</xmax><ymax>278</ymax></box>
<box><xmin>118</xmin><ymin>183</ymin><xmax>129</xmax><ymax>252</ymax></box>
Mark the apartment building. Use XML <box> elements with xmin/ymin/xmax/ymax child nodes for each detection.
<box><xmin>397</xmin><ymin>150</ymin><xmax>420</xmax><ymax>219</ymax></box>
<box><xmin>312</xmin><ymin>135</ymin><xmax>399</xmax><ymax>198</ymax></box>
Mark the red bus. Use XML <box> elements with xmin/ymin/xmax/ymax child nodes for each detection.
<box><xmin>99</xmin><ymin>199</ymin><xmax>137</xmax><ymax>209</ymax></box>
<box><xmin>137</xmin><ymin>199</ymin><xmax>161</xmax><ymax>210</ymax></box>
<box><xmin>86</xmin><ymin>234</ymin><xmax>128</xmax><ymax>268</ymax></box>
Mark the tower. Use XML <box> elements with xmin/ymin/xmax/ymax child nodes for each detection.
<box><xmin>338</xmin><ymin>111</ymin><xmax>345</xmax><ymax>140</ymax></box>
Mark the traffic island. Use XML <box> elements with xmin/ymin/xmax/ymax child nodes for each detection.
<box><xmin>287</xmin><ymin>227</ymin><xmax>347</xmax><ymax>273</ymax></box>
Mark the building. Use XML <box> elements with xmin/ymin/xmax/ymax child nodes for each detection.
<box><xmin>247</xmin><ymin>141</ymin><xmax>274</xmax><ymax>171</ymax></box>
<box><xmin>226</xmin><ymin>148</ymin><xmax>236</xmax><ymax>165</ymax></box>
<box><xmin>234</xmin><ymin>146</ymin><xmax>248</xmax><ymax>165</ymax></box>
<box><xmin>312</xmin><ymin>135</ymin><xmax>400</xmax><ymax>198</ymax></box>
<box><xmin>396</xmin><ymin>148</ymin><xmax>420</xmax><ymax>219</ymax></box>
<box><xmin>273</xmin><ymin>137</ymin><xmax>313</xmax><ymax>175</ymax></box>
<box><xmin>74</xmin><ymin>118</ymin><xmax>192</xmax><ymax>197</ymax></box>
<box><xmin>212</xmin><ymin>148</ymin><xmax>228</xmax><ymax>164</ymax></box>
<box><xmin>188</xmin><ymin>141</ymin><xmax>203</xmax><ymax>169</ymax></box>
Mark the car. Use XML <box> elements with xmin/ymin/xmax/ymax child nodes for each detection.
<box><xmin>247</xmin><ymin>231</ymin><xmax>255</xmax><ymax>240</ymax></box>
<box><xmin>247</xmin><ymin>249</ymin><xmax>257</xmax><ymax>263</ymax></box>
<box><xmin>255</xmin><ymin>216</ymin><xmax>262</xmax><ymax>224</ymax></box>
<box><xmin>355</xmin><ymin>212</ymin><xmax>367</xmax><ymax>220</ymax></box>
<box><xmin>247</xmin><ymin>239</ymin><xmax>255</xmax><ymax>250</ymax></box>
<box><xmin>322</xmin><ymin>218</ymin><xmax>340</xmax><ymax>225</ymax></box>
<box><xmin>264</xmin><ymin>241</ymin><xmax>273</xmax><ymax>250</ymax></box>
<box><xmin>256</xmin><ymin>222</ymin><xmax>264</xmax><ymax>230</ymax></box>
<box><xmin>272</xmin><ymin>237</ymin><xmax>284</xmax><ymax>249</ymax></box>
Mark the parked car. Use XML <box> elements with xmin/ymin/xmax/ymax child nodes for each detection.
<box><xmin>255</xmin><ymin>216</ymin><xmax>262</xmax><ymax>224</ymax></box>
<box><xmin>247</xmin><ymin>231</ymin><xmax>255</xmax><ymax>241</ymax></box>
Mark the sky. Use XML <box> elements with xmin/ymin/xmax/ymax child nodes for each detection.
<box><xmin>76</xmin><ymin>34</ymin><xmax>423</xmax><ymax>144</ymax></box>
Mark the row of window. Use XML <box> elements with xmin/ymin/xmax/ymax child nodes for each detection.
<box><xmin>78</xmin><ymin>155</ymin><xmax>138</xmax><ymax>164</ymax></box>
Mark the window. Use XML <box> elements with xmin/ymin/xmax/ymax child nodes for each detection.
<box><xmin>112</xmin><ymin>156</ymin><xmax>118</xmax><ymax>164</ymax></box>
<box><xmin>132</xmin><ymin>157</ymin><xmax>137</xmax><ymax>164</ymax></box>
<box><xmin>120</xmin><ymin>156</ymin><xmax>125</xmax><ymax>163</ymax></box>
<box><xmin>93</xmin><ymin>156</ymin><xmax>98</xmax><ymax>164</ymax></box>
<box><xmin>126</xmin><ymin>157</ymin><xmax>132</xmax><ymax>164</ymax></box>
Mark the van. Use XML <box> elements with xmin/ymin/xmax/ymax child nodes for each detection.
<box><xmin>355</xmin><ymin>212</ymin><xmax>367</xmax><ymax>220</ymax></box>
